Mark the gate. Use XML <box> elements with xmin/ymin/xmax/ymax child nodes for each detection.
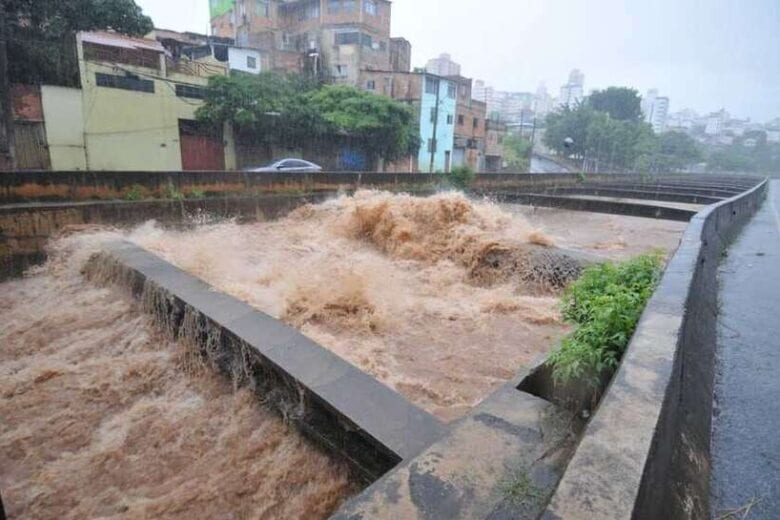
<box><xmin>179</xmin><ymin>120</ymin><xmax>225</xmax><ymax>171</ymax></box>
<box><xmin>13</xmin><ymin>122</ymin><xmax>50</xmax><ymax>170</ymax></box>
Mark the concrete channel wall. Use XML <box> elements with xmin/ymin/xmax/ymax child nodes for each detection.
<box><xmin>0</xmin><ymin>170</ymin><xmax>753</xmax><ymax>204</ymax></box>
<box><xmin>544</xmin><ymin>180</ymin><xmax>768</xmax><ymax>519</ymax></box>
<box><xmin>1</xmin><ymin>171</ymin><xmax>755</xmax><ymax>281</ymax></box>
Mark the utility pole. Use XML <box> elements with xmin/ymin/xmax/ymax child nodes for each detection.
<box><xmin>429</xmin><ymin>77</ymin><xmax>440</xmax><ymax>173</ymax></box>
<box><xmin>0</xmin><ymin>7</ymin><xmax>16</xmax><ymax>171</ymax></box>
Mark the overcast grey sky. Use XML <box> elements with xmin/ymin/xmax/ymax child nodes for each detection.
<box><xmin>135</xmin><ymin>0</ymin><xmax>780</xmax><ymax>122</ymax></box>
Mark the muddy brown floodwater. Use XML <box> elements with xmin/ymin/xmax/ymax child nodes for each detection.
<box><xmin>504</xmin><ymin>205</ymin><xmax>688</xmax><ymax>260</ymax></box>
<box><xmin>131</xmin><ymin>191</ymin><xmax>685</xmax><ymax>421</ymax></box>
<box><xmin>0</xmin><ymin>235</ymin><xmax>357</xmax><ymax>520</ymax></box>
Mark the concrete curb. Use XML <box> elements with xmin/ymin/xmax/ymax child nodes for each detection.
<box><xmin>543</xmin><ymin>179</ymin><xmax>768</xmax><ymax>520</ymax></box>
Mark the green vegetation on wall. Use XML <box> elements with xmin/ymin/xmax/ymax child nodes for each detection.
<box><xmin>550</xmin><ymin>253</ymin><xmax>664</xmax><ymax>385</ymax></box>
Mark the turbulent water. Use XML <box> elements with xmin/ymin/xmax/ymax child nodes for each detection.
<box><xmin>131</xmin><ymin>191</ymin><xmax>571</xmax><ymax>421</ymax></box>
<box><xmin>0</xmin><ymin>234</ymin><xmax>357</xmax><ymax>519</ymax></box>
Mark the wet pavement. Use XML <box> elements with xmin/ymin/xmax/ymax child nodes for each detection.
<box><xmin>711</xmin><ymin>180</ymin><xmax>780</xmax><ymax>519</ymax></box>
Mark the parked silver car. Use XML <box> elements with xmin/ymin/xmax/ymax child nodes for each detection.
<box><xmin>245</xmin><ymin>159</ymin><xmax>323</xmax><ymax>173</ymax></box>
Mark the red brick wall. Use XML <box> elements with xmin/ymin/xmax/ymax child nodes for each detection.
<box><xmin>11</xmin><ymin>85</ymin><xmax>43</xmax><ymax>122</ymax></box>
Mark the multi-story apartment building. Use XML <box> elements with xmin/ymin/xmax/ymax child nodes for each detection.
<box><xmin>360</xmin><ymin>69</ymin><xmax>457</xmax><ymax>172</ymax></box>
<box><xmin>210</xmin><ymin>0</ymin><xmax>399</xmax><ymax>84</ymax></box>
<box><xmin>389</xmin><ymin>37</ymin><xmax>411</xmax><ymax>73</ymax></box>
<box><xmin>485</xmin><ymin>119</ymin><xmax>507</xmax><ymax>172</ymax></box>
<box><xmin>450</xmin><ymin>77</ymin><xmax>486</xmax><ymax>171</ymax></box>
<box><xmin>8</xmin><ymin>30</ymin><xmax>237</xmax><ymax>171</ymax></box>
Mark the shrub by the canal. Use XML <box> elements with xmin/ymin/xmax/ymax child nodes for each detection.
<box><xmin>550</xmin><ymin>252</ymin><xmax>664</xmax><ymax>385</ymax></box>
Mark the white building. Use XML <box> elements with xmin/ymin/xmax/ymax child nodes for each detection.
<box><xmin>425</xmin><ymin>53</ymin><xmax>461</xmax><ymax>77</ymax></box>
<box><xmin>705</xmin><ymin>109</ymin><xmax>729</xmax><ymax>136</ymax></box>
<box><xmin>534</xmin><ymin>83</ymin><xmax>554</xmax><ymax>116</ymax></box>
<box><xmin>642</xmin><ymin>89</ymin><xmax>670</xmax><ymax>133</ymax></box>
<box><xmin>227</xmin><ymin>47</ymin><xmax>263</xmax><ymax>74</ymax></box>
<box><xmin>558</xmin><ymin>69</ymin><xmax>585</xmax><ymax>107</ymax></box>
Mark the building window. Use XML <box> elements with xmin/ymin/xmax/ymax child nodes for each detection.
<box><xmin>256</xmin><ymin>0</ymin><xmax>270</xmax><ymax>16</ymax></box>
<box><xmin>95</xmin><ymin>72</ymin><xmax>154</xmax><ymax>93</ymax></box>
<box><xmin>458</xmin><ymin>115</ymin><xmax>464</xmax><ymax>125</ymax></box>
<box><xmin>247</xmin><ymin>55</ymin><xmax>257</xmax><ymax>69</ymax></box>
<box><xmin>447</xmin><ymin>114</ymin><xmax>454</xmax><ymax>125</ymax></box>
<box><xmin>175</xmin><ymin>84</ymin><xmax>207</xmax><ymax>100</ymax></box>
<box><xmin>364</xmin><ymin>0</ymin><xmax>378</xmax><ymax>15</ymax></box>
<box><xmin>366</xmin><ymin>80</ymin><xmax>376</xmax><ymax>90</ymax></box>
<box><xmin>334</xmin><ymin>64</ymin><xmax>349</xmax><ymax>77</ymax></box>
<box><xmin>298</xmin><ymin>1</ymin><xmax>320</xmax><ymax>20</ymax></box>
<box><xmin>447</xmin><ymin>83</ymin><xmax>456</xmax><ymax>99</ymax></box>
<box><xmin>425</xmin><ymin>78</ymin><xmax>439</xmax><ymax>95</ymax></box>
<box><xmin>361</xmin><ymin>33</ymin><xmax>373</xmax><ymax>48</ymax></box>
<box><xmin>427</xmin><ymin>138</ymin><xmax>437</xmax><ymax>153</ymax></box>
<box><xmin>328</xmin><ymin>0</ymin><xmax>356</xmax><ymax>14</ymax></box>
<box><xmin>473</xmin><ymin>117</ymin><xmax>479</xmax><ymax>129</ymax></box>
<box><xmin>335</xmin><ymin>31</ymin><xmax>360</xmax><ymax>45</ymax></box>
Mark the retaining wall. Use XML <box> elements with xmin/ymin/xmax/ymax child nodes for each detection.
<box><xmin>544</xmin><ymin>180</ymin><xmax>768</xmax><ymax>519</ymax></box>
<box><xmin>0</xmin><ymin>171</ymin><xmax>753</xmax><ymax>204</ymax></box>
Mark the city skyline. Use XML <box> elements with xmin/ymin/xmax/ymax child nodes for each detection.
<box><xmin>134</xmin><ymin>0</ymin><xmax>780</xmax><ymax>123</ymax></box>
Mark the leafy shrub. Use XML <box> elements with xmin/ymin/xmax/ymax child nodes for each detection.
<box><xmin>447</xmin><ymin>165</ymin><xmax>476</xmax><ymax>190</ymax></box>
<box><xmin>549</xmin><ymin>252</ymin><xmax>664</xmax><ymax>384</ymax></box>
<box><xmin>165</xmin><ymin>181</ymin><xmax>185</xmax><ymax>201</ymax></box>
<box><xmin>125</xmin><ymin>185</ymin><xmax>145</xmax><ymax>201</ymax></box>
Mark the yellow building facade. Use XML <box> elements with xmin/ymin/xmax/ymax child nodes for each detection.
<box><xmin>41</xmin><ymin>31</ymin><xmax>236</xmax><ymax>171</ymax></box>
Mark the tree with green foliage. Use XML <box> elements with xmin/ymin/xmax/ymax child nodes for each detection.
<box><xmin>306</xmin><ymin>85</ymin><xmax>420</xmax><ymax>163</ymax></box>
<box><xmin>2</xmin><ymin>0</ymin><xmax>153</xmax><ymax>85</ymax></box>
<box><xmin>196</xmin><ymin>73</ymin><xmax>322</xmax><ymax>145</ymax></box>
<box><xmin>544</xmin><ymin>100</ymin><xmax>702</xmax><ymax>173</ymax></box>
<box><xmin>588</xmin><ymin>87</ymin><xmax>643</xmax><ymax>122</ymax></box>
<box><xmin>196</xmin><ymin>73</ymin><xmax>420</xmax><ymax>164</ymax></box>
<box><xmin>502</xmin><ymin>134</ymin><xmax>532</xmax><ymax>171</ymax></box>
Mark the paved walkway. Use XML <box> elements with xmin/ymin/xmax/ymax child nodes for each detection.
<box><xmin>711</xmin><ymin>180</ymin><xmax>780</xmax><ymax>519</ymax></box>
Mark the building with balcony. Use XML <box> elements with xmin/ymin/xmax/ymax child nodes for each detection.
<box><xmin>9</xmin><ymin>31</ymin><xmax>237</xmax><ymax>171</ymax></box>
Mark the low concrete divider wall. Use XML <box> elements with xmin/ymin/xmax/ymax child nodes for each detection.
<box><xmin>544</xmin><ymin>179</ymin><xmax>768</xmax><ymax>519</ymax></box>
<box><xmin>85</xmin><ymin>242</ymin><xmax>445</xmax><ymax>482</ymax></box>
<box><xmin>0</xmin><ymin>171</ymin><xmax>751</xmax><ymax>204</ymax></box>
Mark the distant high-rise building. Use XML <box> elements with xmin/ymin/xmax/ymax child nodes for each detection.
<box><xmin>559</xmin><ymin>68</ymin><xmax>585</xmax><ymax>107</ymax></box>
<box><xmin>642</xmin><ymin>89</ymin><xmax>670</xmax><ymax>133</ymax></box>
<box><xmin>425</xmin><ymin>53</ymin><xmax>462</xmax><ymax>77</ymax></box>
<box><xmin>534</xmin><ymin>83</ymin><xmax>554</xmax><ymax>116</ymax></box>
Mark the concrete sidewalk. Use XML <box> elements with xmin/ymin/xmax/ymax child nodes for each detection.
<box><xmin>711</xmin><ymin>180</ymin><xmax>780</xmax><ymax>519</ymax></box>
